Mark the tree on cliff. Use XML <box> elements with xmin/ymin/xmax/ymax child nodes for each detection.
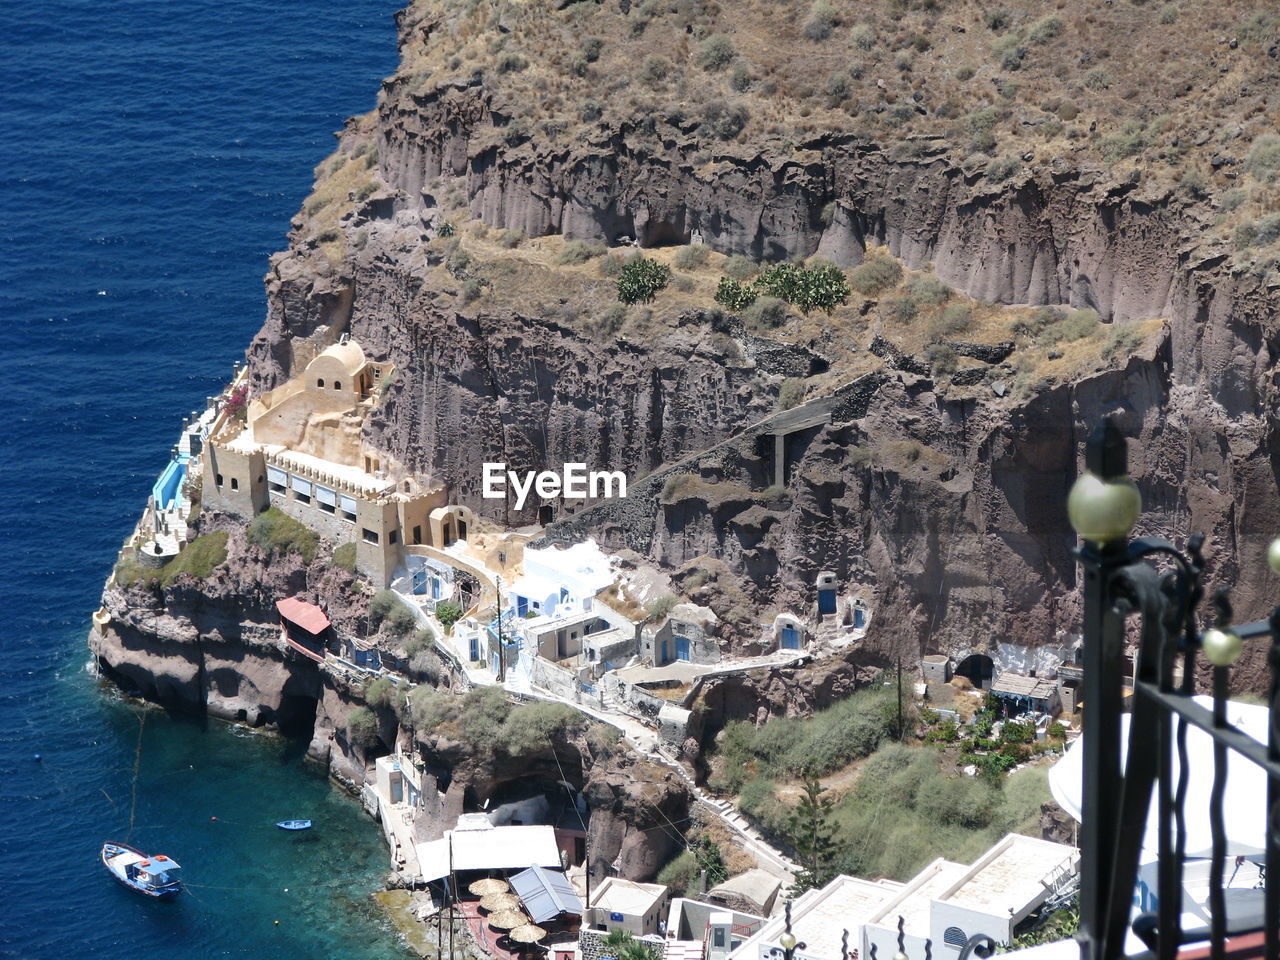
<box><xmin>787</xmin><ymin>774</ymin><xmax>836</xmax><ymax>895</ymax></box>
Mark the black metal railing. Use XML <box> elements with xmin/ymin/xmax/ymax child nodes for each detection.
<box><xmin>1070</xmin><ymin>419</ymin><xmax>1279</xmax><ymax>960</ymax></box>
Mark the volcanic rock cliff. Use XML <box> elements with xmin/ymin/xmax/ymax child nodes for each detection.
<box><xmin>235</xmin><ymin>0</ymin><xmax>1280</xmax><ymax>667</ymax></box>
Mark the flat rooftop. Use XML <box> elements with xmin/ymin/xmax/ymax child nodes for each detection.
<box><xmin>939</xmin><ymin>834</ymin><xmax>1077</xmax><ymax>918</ymax></box>
<box><xmin>868</xmin><ymin>859</ymin><xmax>970</xmax><ymax>935</ymax></box>
<box><xmin>591</xmin><ymin>877</ymin><xmax>666</xmax><ymax>916</ymax></box>
<box><xmin>744</xmin><ymin>875</ymin><xmax>901</xmax><ymax>960</ymax></box>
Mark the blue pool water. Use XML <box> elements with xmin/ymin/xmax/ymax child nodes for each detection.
<box><xmin>0</xmin><ymin>2</ymin><xmax>409</xmax><ymax>956</ymax></box>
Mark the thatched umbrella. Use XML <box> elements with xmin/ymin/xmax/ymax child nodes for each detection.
<box><xmin>507</xmin><ymin>924</ymin><xmax>547</xmax><ymax>945</ymax></box>
<box><xmin>479</xmin><ymin>892</ymin><xmax>523</xmax><ymax>913</ymax></box>
<box><xmin>469</xmin><ymin>878</ymin><xmax>510</xmax><ymax>897</ymax></box>
<box><xmin>487</xmin><ymin>910</ymin><xmax>528</xmax><ymax>930</ymax></box>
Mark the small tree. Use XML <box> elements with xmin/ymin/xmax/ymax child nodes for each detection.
<box><xmin>435</xmin><ymin>600</ymin><xmax>464</xmax><ymax>631</ymax></box>
<box><xmin>714</xmin><ymin>277</ymin><xmax>757</xmax><ymax>311</ymax></box>
<box><xmin>616</xmin><ymin>257</ymin><xmax>672</xmax><ymax>304</ymax></box>
<box><xmin>364</xmin><ymin>677</ymin><xmax>397</xmax><ymax>711</ymax></box>
<box><xmin>788</xmin><ymin>774</ymin><xmax>837</xmax><ymax>894</ymax></box>
<box><xmin>346</xmin><ymin>706</ymin><xmax>379</xmax><ymax>746</ymax></box>
<box><xmin>693</xmin><ymin>836</ymin><xmax>730</xmax><ymax>886</ymax></box>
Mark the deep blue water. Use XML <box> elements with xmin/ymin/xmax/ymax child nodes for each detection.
<box><xmin>0</xmin><ymin>3</ymin><xmax>410</xmax><ymax>957</ymax></box>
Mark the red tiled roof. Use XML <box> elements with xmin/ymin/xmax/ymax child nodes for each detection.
<box><xmin>276</xmin><ymin>597</ymin><xmax>330</xmax><ymax>634</ymax></box>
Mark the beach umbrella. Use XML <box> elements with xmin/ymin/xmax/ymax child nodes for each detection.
<box><xmin>479</xmin><ymin>893</ymin><xmax>523</xmax><ymax>913</ymax></box>
<box><xmin>508</xmin><ymin>924</ymin><xmax>547</xmax><ymax>945</ymax></box>
<box><xmin>488</xmin><ymin>910</ymin><xmax>528</xmax><ymax>930</ymax></box>
<box><xmin>469</xmin><ymin>877</ymin><xmax>510</xmax><ymax>897</ymax></box>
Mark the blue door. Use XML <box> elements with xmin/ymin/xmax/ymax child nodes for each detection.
<box><xmin>781</xmin><ymin>626</ymin><xmax>799</xmax><ymax>649</ymax></box>
<box><xmin>491</xmin><ymin>651</ymin><xmax>500</xmax><ymax>674</ymax></box>
<box><xmin>516</xmin><ymin>595</ymin><xmax>528</xmax><ymax>617</ymax></box>
<box><xmin>470</xmin><ymin>635</ymin><xmax>479</xmax><ymax>661</ymax></box>
<box><xmin>674</xmin><ymin>635</ymin><xmax>690</xmax><ymax>661</ymax></box>
<box><xmin>412</xmin><ymin>568</ymin><xmax>428</xmax><ymax>596</ymax></box>
<box><xmin>818</xmin><ymin>588</ymin><xmax>836</xmax><ymax>615</ymax></box>
<box><xmin>431</xmin><ymin>576</ymin><xmax>441</xmax><ymax>600</ymax></box>
<box><xmin>854</xmin><ymin>607</ymin><xmax>865</xmax><ymax>628</ymax></box>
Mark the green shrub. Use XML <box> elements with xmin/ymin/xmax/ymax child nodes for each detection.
<box><xmin>435</xmin><ymin>600</ymin><xmax>464</xmax><ymax>630</ymax></box>
<box><xmin>715</xmin><ymin>277</ymin><xmax>758</xmax><ymax>311</ymax></box>
<box><xmin>803</xmin><ymin>0</ymin><xmax>839</xmax><ymax>41</ymax></box>
<box><xmin>355</xmin><ymin>181</ymin><xmax>378</xmax><ymax>202</ymax></box>
<box><xmin>985</xmin><ymin>154</ymin><xmax>1022</xmax><ymax>182</ymax></box>
<box><xmin>930</xmin><ymin>303</ymin><xmax>973</xmax><ymax>337</ymax></box>
<box><xmin>926</xmin><ymin>344</ymin><xmax>958</xmax><ymax>375</ymax></box>
<box><xmin>594</xmin><ymin>304</ymin><xmax>628</xmax><ymax>336</ymax></box>
<box><xmin>1104</xmin><ymin>323</ymin><xmax>1145</xmax><ymax>359</ymax></box>
<box><xmin>907</xmin><ymin>273</ymin><xmax>950</xmax><ymax>305</ymax></box>
<box><xmin>495</xmin><ymin>52</ymin><xmax>528</xmax><ymax>74</ymax></box>
<box><xmin>346</xmin><ymin>706</ymin><xmax>379</xmax><ymax>746</ymax></box>
<box><xmin>777</xmin><ymin>378</ymin><xmax>806</xmax><ymax>411</ymax></box>
<box><xmin>724</xmin><ymin>254</ymin><xmax>758</xmax><ymax>280</ymax></box>
<box><xmin>991</xmin><ymin>35</ymin><xmax>1025</xmax><ymax>71</ymax></box>
<box><xmin>1028</xmin><ymin>15</ymin><xmax>1062</xmax><ymax>42</ymax></box>
<box><xmin>730</xmin><ymin>64</ymin><xmax>754</xmax><ymax>92</ymax></box>
<box><xmin>580</xmin><ymin>36</ymin><xmax>604</xmax><ymax>62</ymax></box>
<box><xmin>1158</xmin><ymin>3</ymin><xmax>1178</xmax><ymax>23</ymax></box>
<box><xmin>1246</xmin><ymin>134</ymin><xmax>1280</xmax><ymax>181</ymax></box>
<box><xmin>598</xmin><ymin>253</ymin><xmax>625</xmax><ymax>277</ymax></box>
<box><xmin>701</xmin><ymin>99</ymin><xmax>749</xmax><ymax>140</ymax></box>
<box><xmin>849</xmin><ymin>256</ymin><xmax>902</xmax><ymax>295</ymax></box>
<box><xmin>404</xmin><ymin>626</ymin><xmax>434</xmax><ymax>657</ymax></box>
<box><xmin>333</xmin><ymin>541</ymin><xmax>357</xmax><ymax>574</ymax></box>
<box><xmin>365</xmin><ymin>676</ymin><xmax>398</xmax><ymax>711</ymax></box>
<box><xmin>498</xmin><ymin>701</ymin><xmax>578</xmax><ymax>755</ymax></box>
<box><xmin>120</xmin><ymin>531</ymin><xmax>231</xmax><ymax>590</ymax></box>
<box><xmin>850</xmin><ymin>23</ymin><xmax>876</xmax><ymax>50</ymax></box>
<box><xmin>743</xmin><ymin>295</ymin><xmax>787</xmax><ymax>329</ymax></box>
<box><xmin>459</xmin><ymin>686</ymin><xmax>511</xmax><ymax>750</ymax></box>
<box><xmin>460</xmin><ymin>277</ymin><xmax>485</xmax><ymax>303</ymax></box>
<box><xmin>695</xmin><ymin>33</ymin><xmax>735</xmax><ymax>71</ymax></box>
<box><xmin>408</xmin><ymin>687</ymin><xmax>457</xmax><ymax>730</ymax></box>
<box><xmin>498</xmin><ymin>229</ymin><xmax>524</xmax><ymax>249</ymax></box>
<box><xmin>1099</xmin><ymin>123</ymin><xmax>1147</xmax><ymax>162</ymax></box>
<box><xmin>640</xmin><ymin>54</ymin><xmax>671</xmax><ymax>86</ymax></box>
<box><xmin>558</xmin><ymin>239</ymin><xmax>607</xmax><ymax>264</ymax></box>
<box><xmin>385</xmin><ymin>603</ymin><xmax>418</xmax><ymax>637</ymax></box>
<box><xmin>673</xmin><ymin>244</ymin><xmax>710</xmax><ymax>270</ymax></box>
<box><xmin>246</xmin><ymin>507</ymin><xmax>319</xmax><ymax>564</ymax></box>
<box><xmin>617</xmin><ymin>257</ymin><xmax>672</xmax><ymax>304</ymax></box>
<box><xmin>1239</xmin><ymin>11</ymin><xmax>1278</xmax><ymax>44</ymax></box>
<box><xmin>656</xmin><ymin>848</ymin><xmax>700</xmax><ymax>895</ymax></box>
<box><xmin>645</xmin><ymin>593</ymin><xmax>677</xmax><ymax>622</ymax></box>
<box><xmin>1084</xmin><ymin>67</ymin><xmax>1113</xmax><ymax>91</ymax></box>
<box><xmin>885</xmin><ymin>295</ymin><xmax>919</xmax><ymax>324</ymax></box>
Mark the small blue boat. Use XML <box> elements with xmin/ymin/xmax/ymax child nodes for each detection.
<box><xmin>101</xmin><ymin>842</ymin><xmax>183</xmax><ymax>900</ymax></box>
<box><xmin>276</xmin><ymin>819</ymin><xmax>312</xmax><ymax>831</ymax></box>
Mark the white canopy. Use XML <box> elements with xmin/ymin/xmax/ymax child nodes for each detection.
<box><xmin>1048</xmin><ymin>696</ymin><xmax>1272</xmax><ymax>859</ymax></box>
<box><xmin>415</xmin><ymin>824</ymin><xmax>562</xmax><ymax>883</ymax></box>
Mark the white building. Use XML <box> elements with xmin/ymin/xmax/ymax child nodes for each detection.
<box><xmin>731</xmin><ymin>834</ymin><xmax>1077</xmax><ymax>960</ymax></box>
<box><xmin>587</xmin><ymin>876</ymin><xmax>670</xmax><ymax>936</ymax></box>
<box><xmin>509</xmin><ymin>540</ymin><xmax>615</xmax><ymax>619</ymax></box>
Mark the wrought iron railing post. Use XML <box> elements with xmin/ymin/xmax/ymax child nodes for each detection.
<box><xmin>1068</xmin><ymin>419</ymin><xmax>1142</xmax><ymax>960</ymax></box>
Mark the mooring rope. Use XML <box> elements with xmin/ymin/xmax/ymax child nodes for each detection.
<box><xmin>125</xmin><ymin>710</ymin><xmax>146</xmax><ymax>841</ymax></box>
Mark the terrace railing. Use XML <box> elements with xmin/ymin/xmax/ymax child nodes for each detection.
<box><xmin>1069</xmin><ymin>419</ymin><xmax>1278</xmax><ymax>960</ymax></box>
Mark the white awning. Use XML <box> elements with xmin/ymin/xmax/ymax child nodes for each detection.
<box><xmin>316</xmin><ymin>486</ymin><xmax>337</xmax><ymax>506</ymax></box>
<box><xmin>340</xmin><ymin>494</ymin><xmax>358</xmax><ymax>515</ymax></box>
<box><xmin>1048</xmin><ymin>696</ymin><xmax>1272</xmax><ymax>858</ymax></box>
<box><xmin>291</xmin><ymin>474</ymin><xmax>311</xmax><ymax>495</ymax></box>
<box><xmin>415</xmin><ymin>824</ymin><xmax>562</xmax><ymax>883</ymax></box>
<box><xmin>267</xmin><ymin>466</ymin><xmax>287</xmax><ymax>485</ymax></box>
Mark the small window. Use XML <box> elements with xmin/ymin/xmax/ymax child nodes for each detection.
<box><xmin>334</xmin><ymin>380</ymin><xmax>342</xmax><ymax>391</ymax></box>
<box><xmin>316</xmin><ymin>378</ymin><xmax>325</xmax><ymax>388</ymax></box>
<box><xmin>230</xmin><ymin>477</ymin><xmax>239</xmax><ymax>490</ymax></box>
<box><xmin>944</xmin><ymin>927</ymin><xmax>968</xmax><ymax>949</ymax></box>
<box><xmin>389</xmin><ymin>529</ymin><xmax>398</xmax><ymax>545</ymax></box>
<box><xmin>215</xmin><ymin>473</ymin><xmax>223</xmax><ymax>487</ymax></box>
<box><xmin>319</xmin><ymin>499</ymin><xmax>335</xmax><ymax>514</ymax></box>
<box><xmin>362</xmin><ymin>528</ymin><xmax>379</xmax><ymax>545</ymax></box>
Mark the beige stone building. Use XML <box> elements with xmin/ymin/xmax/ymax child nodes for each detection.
<box><xmin>201</xmin><ymin>338</ymin><xmax>474</xmax><ymax>591</ymax></box>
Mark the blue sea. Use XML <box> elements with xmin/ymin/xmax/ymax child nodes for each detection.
<box><xmin>0</xmin><ymin>3</ymin><xmax>411</xmax><ymax>957</ymax></box>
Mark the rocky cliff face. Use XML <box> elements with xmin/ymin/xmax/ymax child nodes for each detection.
<box><xmin>230</xmin><ymin>1</ymin><xmax>1280</xmax><ymax>662</ymax></box>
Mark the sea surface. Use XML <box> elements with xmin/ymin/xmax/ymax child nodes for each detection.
<box><xmin>0</xmin><ymin>3</ymin><xmax>411</xmax><ymax>957</ymax></box>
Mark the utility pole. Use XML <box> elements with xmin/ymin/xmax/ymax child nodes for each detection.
<box><xmin>896</xmin><ymin>658</ymin><xmax>903</xmax><ymax>740</ymax></box>
<box><xmin>447</xmin><ymin>835</ymin><xmax>455</xmax><ymax>960</ymax></box>
<box><xmin>496</xmin><ymin>575</ymin><xmax>506</xmax><ymax>684</ymax></box>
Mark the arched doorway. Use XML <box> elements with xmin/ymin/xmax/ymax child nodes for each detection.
<box><xmin>954</xmin><ymin>653</ymin><xmax>995</xmax><ymax>689</ymax></box>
